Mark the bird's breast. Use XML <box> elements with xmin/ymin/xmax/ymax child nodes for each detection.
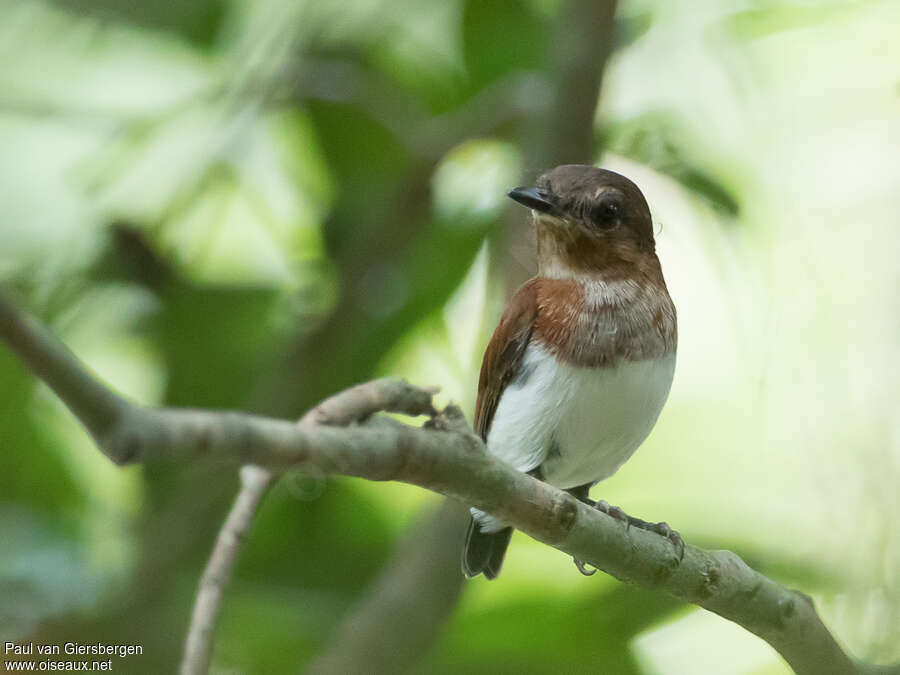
<box><xmin>534</xmin><ymin>275</ymin><xmax>677</xmax><ymax>367</ymax></box>
<box><xmin>485</xmin><ymin>343</ymin><xmax>676</xmax><ymax>489</ymax></box>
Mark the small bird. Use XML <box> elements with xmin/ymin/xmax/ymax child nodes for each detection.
<box><xmin>463</xmin><ymin>164</ymin><xmax>680</xmax><ymax>579</ymax></box>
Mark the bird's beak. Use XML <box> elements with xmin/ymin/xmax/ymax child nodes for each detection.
<box><xmin>507</xmin><ymin>186</ymin><xmax>556</xmax><ymax>214</ymax></box>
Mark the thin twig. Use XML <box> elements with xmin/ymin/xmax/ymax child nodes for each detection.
<box><xmin>0</xmin><ymin>290</ymin><xmax>129</xmax><ymax>437</ymax></box>
<box><xmin>179</xmin><ymin>465</ymin><xmax>273</xmax><ymax>675</ymax></box>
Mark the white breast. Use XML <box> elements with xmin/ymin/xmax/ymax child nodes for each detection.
<box><xmin>485</xmin><ymin>343</ymin><xmax>676</xmax><ymax>489</ymax></box>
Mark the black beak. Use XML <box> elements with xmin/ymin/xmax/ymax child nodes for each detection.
<box><xmin>507</xmin><ymin>186</ymin><xmax>555</xmax><ymax>214</ymax></box>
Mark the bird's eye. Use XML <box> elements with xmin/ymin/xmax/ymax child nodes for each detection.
<box><xmin>590</xmin><ymin>199</ymin><xmax>620</xmax><ymax>227</ymax></box>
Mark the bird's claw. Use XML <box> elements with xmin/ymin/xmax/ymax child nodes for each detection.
<box><xmin>643</xmin><ymin>520</ymin><xmax>685</xmax><ymax>561</ymax></box>
<box><xmin>627</xmin><ymin>516</ymin><xmax>685</xmax><ymax>561</ymax></box>
<box><xmin>593</xmin><ymin>499</ymin><xmax>685</xmax><ymax>562</ymax></box>
<box><xmin>572</xmin><ymin>557</ymin><xmax>597</xmax><ymax>576</ymax></box>
<box><xmin>593</xmin><ymin>499</ymin><xmax>629</xmax><ymax>525</ymax></box>
<box><xmin>570</xmin><ymin>500</ymin><xmax>627</xmax><ymax>576</ymax></box>
<box><xmin>570</xmin><ymin>496</ymin><xmax>684</xmax><ymax>575</ymax></box>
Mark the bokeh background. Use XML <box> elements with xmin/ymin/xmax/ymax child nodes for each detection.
<box><xmin>1</xmin><ymin>0</ymin><xmax>898</xmax><ymax>673</ymax></box>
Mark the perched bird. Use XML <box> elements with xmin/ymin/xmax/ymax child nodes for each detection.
<box><xmin>463</xmin><ymin>164</ymin><xmax>680</xmax><ymax>579</ymax></box>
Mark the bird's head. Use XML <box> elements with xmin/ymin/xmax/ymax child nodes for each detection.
<box><xmin>508</xmin><ymin>165</ymin><xmax>656</xmax><ymax>279</ymax></box>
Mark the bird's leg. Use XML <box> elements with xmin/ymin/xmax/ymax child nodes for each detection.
<box><xmin>565</xmin><ymin>486</ymin><xmax>633</xmax><ymax>575</ymax></box>
<box><xmin>539</xmin><ymin>468</ymin><xmax>602</xmax><ymax>575</ymax></box>
<box><xmin>565</xmin><ymin>485</ymin><xmax>684</xmax><ymax>575</ymax></box>
<box><xmin>618</xmin><ymin>513</ymin><xmax>684</xmax><ymax>561</ymax></box>
<box><xmin>593</xmin><ymin>499</ymin><xmax>684</xmax><ymax>562</ymax></box>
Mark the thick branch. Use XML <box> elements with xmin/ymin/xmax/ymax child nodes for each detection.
<box><xmin>2</xmin><ymin>291</ymin><xmax>894</xmax><ymax>675</ymax></box>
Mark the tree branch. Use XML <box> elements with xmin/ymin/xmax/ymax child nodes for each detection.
<box><xmin>1</xmin><ymin>291</ymin><xmax>895</xmax><ymax>675</ymax></box>
<box><xmin>177</xmin><ymin>378</ymin><xmax>441</xmax><ymax>674</ymax></box>
<box><xmin>0</xmin><ymin>290</ymin><xmax>129</xmax><ymax>439</ymax></box>
<box><xmin>180</xmin><ymin>464</ymin><xmax>273</xmax><ymax>675</ymax></box>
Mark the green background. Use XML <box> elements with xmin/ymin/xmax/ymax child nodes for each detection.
<box><xmin>1</xmin><ymin>0</ymin><xmax>898</xmax><ymax>672</ymax></box>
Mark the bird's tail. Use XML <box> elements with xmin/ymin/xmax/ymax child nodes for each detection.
<box><xmin>462</xmin><ymin>516</ymin><xmax>513</xmax><ymax>579</ymax></box>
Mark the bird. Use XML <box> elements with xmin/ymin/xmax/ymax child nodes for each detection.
<box><xmin>462</xmin><ymin>164</ymin><xmax>680</xmax><ymax>579</ymax></box>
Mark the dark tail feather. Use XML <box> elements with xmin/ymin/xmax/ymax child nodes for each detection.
<box><xmin>462</xmin><ymin>517</ymin><xmax>513</xmax><ymax>579</ymax></box>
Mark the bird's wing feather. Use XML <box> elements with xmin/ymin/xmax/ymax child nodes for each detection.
<box><xmin>464</xmin><ymin>279</ymin><xmax>539</xmax><ymax>579</ymax></box>
<box><xmin>474</xmin><ymin>278</ymin><xmax>540</xmax><ymax>440</ymax></box>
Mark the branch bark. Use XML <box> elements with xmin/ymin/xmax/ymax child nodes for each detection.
<box><xmin>177</xmin><ymin>378</ymin><xmax>440</xmax><ymax>674</ymax></box>
<box><xmin>180</xmin><ymin>464</ymin><xmax>273</xmax><ymax>675</ymax></box>
<box><xmin>2</xmin><ymin>290</ymin><xmax>895</xmax><ymax>675</ymax></box>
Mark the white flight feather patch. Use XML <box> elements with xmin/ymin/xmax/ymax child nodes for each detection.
<box><xmin>472</xmin><ymin>343</ymin><xmax>675</xmax><ymax>533</ymax></box>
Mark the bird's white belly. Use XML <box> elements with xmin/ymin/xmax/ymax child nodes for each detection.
<box><xmin>485</xmin><ymin>343</ymin><xmax>676</xmax><ymax>490</ymax></box>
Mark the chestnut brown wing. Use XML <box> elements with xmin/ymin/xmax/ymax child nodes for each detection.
<box><xmin>473</xmin><ymin>279</ymin><xmax>539</xmax><ymax>440</ymax></box>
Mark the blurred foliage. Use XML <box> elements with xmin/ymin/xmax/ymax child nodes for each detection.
<box><xmin>0</xmin><ymin>352</ymin><xmax>86</xmax><ymax>521</ymax></box>
<box><xmin>601</xmin><ymin>111</ymin><xmax>741</xmax><ymax>217</ymax></box>
<box><xmin>44</xmin><ymin>0</ymin><xmax>227</xmax><ymax>45</ymax></box>
<box><xmin>424</xmin><ymin>586</ymin><xmax>684</xmax><ymax>675</ymax></box>
<box><xmin>614</xmin><ymin>9</ymin><xmax>653</xmax><ymax>52</ymax></box>
<box><xmin>721</xmin><ymin>1</ymin><xmax>866</xmax><ymax>39</ymax></box>
<box><xmin>461</xmin><ymin>0</ymin><xmax>547</xmax><ymax>100</ymax></box>
<box><xmin>1</xmin><ymin>0</ymin><xmax>899</xmax><ymax>673</ymax></box>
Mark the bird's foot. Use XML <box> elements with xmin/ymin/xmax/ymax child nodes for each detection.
<box><xmin>571</xmin><ymin>500</ymin><xmax>630</xmax><ymax>575</ymax></box>
<box><xmin>573</xmin><ymin>558</ymin><xmax>596</xmax><ymax>576</ymax></box>
<box><xmin>571</xmin><ymin>500</ymin><xmax>684</xmax><ymax>575</ymax></box>
<box><xmin>593</xmin><ymin>499</ymin><xmax>629</xmax><ymax>523</ymax></box>
<box><xmin>625</xmin><ymin>515</ymin><xmax>685</xmax><ymax>561</ymax></box>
